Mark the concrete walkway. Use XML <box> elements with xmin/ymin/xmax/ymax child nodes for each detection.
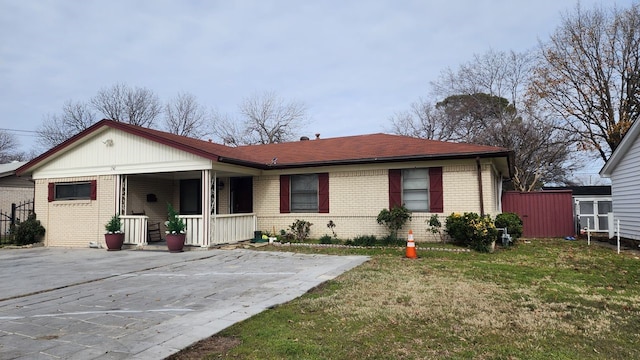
<box><xmin>0</xmin><ymin>247</ymin><xmax>369</xmax><ymax>359</ymax></box>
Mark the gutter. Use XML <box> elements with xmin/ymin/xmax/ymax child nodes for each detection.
<box><xmin>476</xmin><ymin>157</ymin><xmax>485</xmax><ymax>216</ymax></box>
<box><xmin>219</xmin><ymin>151</ymin><xmax>514</xmax><ymax>171</ymax></box>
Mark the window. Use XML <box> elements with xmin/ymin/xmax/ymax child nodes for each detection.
<box><xmin>577</xmin><ymin>199</ymin><xmax>612</xmax><ymax>231</ymax></box>
<box><xmin>280</xmin><ymin>173</ymin><xmax>329</xmax><ymax>213</ymax></box>
<box><xmin>389</xmin><ymin>167</ymin><xmax>443</xmax><ymax>213</ymax></box>
<box><xmin>49</xmin><ymin>181</ymin><xmax>97</xmax><ymax>201</ymax></box>
<box><xmin>291</xmin><ymin>174</ymin><xmax>318</xmax><ymax>212</ymax></box>
<box><xmin>402</xmin><ymin>169</ymin><xmax>429</xmax><ymax>212</ymax></box>
<box><xmin>180</xmin><ymin>179</ymin><xmax>202</xmax><ymax>215</ymax></box>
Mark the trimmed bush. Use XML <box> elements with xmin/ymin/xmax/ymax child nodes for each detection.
<box><xmin>11</xmin><ymin>213</ymin><xmax>45</xmax><ymax>246</ymax></box>
<box><xmin>445</xmin><ymin>212</ymin><xmax>498</xmax><ymax>252</ymax></box>
<box><xmin>377</xmin><ymin>205</ymin><xmax>412</xmax><ymax>240</ymax></box>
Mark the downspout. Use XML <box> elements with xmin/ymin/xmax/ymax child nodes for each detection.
<box><xmin>476</xmin><ymin>157</ymin><xmax>485</xmax><ymax>216</ymax></box>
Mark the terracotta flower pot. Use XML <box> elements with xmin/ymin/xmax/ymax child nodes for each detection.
<box><xmin>166</xmin><ymin>233</ymin><xmax>186</xmax><ymax>253</ymax></box>
<box><xmin>105</xmin><ymin>233</ymin><xmax>125</xmax><ymax>251</ymax></box>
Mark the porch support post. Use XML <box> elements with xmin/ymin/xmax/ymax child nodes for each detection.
<box><xmin>202</xmin><ymin>170</ymin><xmax>211</xmax><ymax>247</ymax></box>
<box><xmin>116</xmin><ymin>175</ymin><xmax>127</xmax><ymax>216</ymax></box>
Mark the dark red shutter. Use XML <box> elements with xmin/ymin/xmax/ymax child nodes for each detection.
<box><xmin>90</xmin><ymin>180</ymin><xmax>97</xmax><ymax>200</ymax></box>
<box><xmin>48</xmin><ymin>183</ymin><xmax>55</xmax><ymax>202</ymax></box>
<box><xmin>280</xmin><ymin>175</ymin><xmax>290</xmax><ymax>213</ymax></box>
<box><xmin>318</xmin><ymin>173</ymin><xmax>329</xmax><ymax>213</ymax></box>
<box><xmin>389</xmin><ymin>169</ymin><xmax>402</xmax><ymax>208</ymax></box>
<box><xmin>429</xmin><ymin>167</ymin><xmax>443</xmax><ymax>213</ymax></box>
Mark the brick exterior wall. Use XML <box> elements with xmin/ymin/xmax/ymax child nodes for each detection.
<box><xmin>0</xmin><ymin>188</ymin><xmax>34</xmax><ymax>214</ymax></box>
<box><xmin>254</xmin><ymin>160</ymin><xmax>501</xmax><ymax>242</ymax></box>
<box><xmin>32</xmin><ymin>160</ymin><xmax>503</xmax><ymax>247</ymax></box>
<box><xmin>35</xmin><ymin>175</ymin><xmax>116</xmax><ymax>247</ymax></box>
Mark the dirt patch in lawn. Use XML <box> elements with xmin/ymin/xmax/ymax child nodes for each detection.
<box><xmin>165</xmin><ymin>335</ymin><xmax>241</xmax><ymax>360</ymax></box>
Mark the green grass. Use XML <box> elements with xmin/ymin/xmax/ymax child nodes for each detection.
<box><xmin>172</xmin><ymin>239</ymin><xmax>640</xmax><ymax>359</ymax></box>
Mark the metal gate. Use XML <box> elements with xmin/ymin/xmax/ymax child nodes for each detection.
<box><xmin>0</xmin><ymin>200</ymin><xmax>35</xmax><ymax>241</ymax></box>
<box><xmin>502</xmin><ymin>191</ymin><xmax>574</xmax><ymax>238</ymax></box>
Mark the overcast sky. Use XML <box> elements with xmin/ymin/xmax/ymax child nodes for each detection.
<box><xmin>0</xmin><ymin>0</ymin><xmax>631</xmax><ymax>181</ymax></box>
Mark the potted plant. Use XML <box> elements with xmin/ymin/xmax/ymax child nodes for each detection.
<box><xmin>104</xmin><ymin>214</ymin><xmax>124</xmax><ymax>251</ymax></box>
<box><xmin>165</xmin><ymin>203</ymin><xmax>186</xmax><ymax>252</ymax></box>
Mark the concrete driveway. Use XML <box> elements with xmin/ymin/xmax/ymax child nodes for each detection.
<box><xmin>0</xmin><ymin>247</ymin><xmax>368</xmax><ymax>359</ymax></box>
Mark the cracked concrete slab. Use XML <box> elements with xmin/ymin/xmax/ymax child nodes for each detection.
<box><xmin>0</xmin><ymin>247</ymin><xmax>368</xmax><ymax>359</ymax></box>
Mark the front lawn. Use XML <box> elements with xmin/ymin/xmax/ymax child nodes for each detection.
<box><xmin>169</xmin><ymin>239</ymin><xmax>640</xmax><ymax>359</ymax></box>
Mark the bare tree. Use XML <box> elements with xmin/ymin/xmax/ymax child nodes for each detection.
<box><xmin>37</xmin><ymin>100</ymin><xmax>97</xmax><ymax>149</ymax></box>
<box><xmin>91</xmin><ymin>83</ymin><xmax>161</xmax><ymax>127</ymax></box>
<box><xmin>0</xmin><ymin>130</ymin><xmax>20</xmax><ymax>163</ymax></box>
<box><xmin>163</xmin><ymin>92</ymin><xmax>209</xmax><ymax>138</ymax></box>
<box><xmin>531</xmin><ymin>2</ymin><xmax>640</xmax><ymax>162</ymax></box>
<box><xmin>212</xmin><ymin>91</ymin><xmax>308</xmax><ymax>146</ymax></box>
<box><xmin>390</xmin><ymin>49</ymin><xmax>577</xmax><ymax>191</ymax></box>
<box><xmin>210</xmin><ymin>110</ymin><xmax>245</xmax><ymax>146</ymax></box>
<box><xmin>388</xmin><ymin>99</ymin><xmax>452</xmax><ymax>141</ymax></box>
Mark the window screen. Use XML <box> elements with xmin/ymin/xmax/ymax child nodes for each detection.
<box><xmin>55</xmin><ymin>182</ymin><xmax>91</xmax><ymax>200</ymax></box>
<box><xmin>403</xmin><ymin>169</ymin><xmax>429</xmax><ymax>212</ymax></box>
<box><xmin>291</xmin><ymin>174</ymin><xmax>318</xmax><ymax>212</ymax></box>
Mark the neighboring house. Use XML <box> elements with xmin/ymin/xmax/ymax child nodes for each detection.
<box><xmin>600</xmin><ymin>119</ymin><xmax>640</xmax><ymax>241</ymax></box>
<box><xmin>16</xmin><ymin>120</ymin><xmax>513</xmax><ymax>248</ymax></box>
<box><xmin>542</xmin><ymin>186</ymin><xmax>612</xmax><ymax>233</ymax></box>
<box><xmin>0</xmin><ymin>161</ymin><xmax>34</xmax><ymax>214</ymax></box>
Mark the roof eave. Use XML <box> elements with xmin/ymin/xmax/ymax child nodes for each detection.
<box><xmin>600</xmin><ymin>118</ymin><xmax>640</xmax><ymax>177</ymax></box>
<box><xmin>220</xmin><ymin>150</ymin><xmax>514</xmax><ymax>173</ymax></box>
<box><xmin>16</xmin><ymin>120</ymin><xmax>221</xmax><ymax>176</ymax></box>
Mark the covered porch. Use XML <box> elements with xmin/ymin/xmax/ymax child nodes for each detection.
<box><xmin>115</xmin><ymin>168</ymin><xmax>258</xmax><ymax>248</ymax></box>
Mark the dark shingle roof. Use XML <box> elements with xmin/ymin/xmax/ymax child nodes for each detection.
<box><xmin>227</xmin><ymin>133</ymin><xmax>511</xmax><ymax>168</ymax></box>
<box><xmin>17</xmin><ymin>120</ymin><xmax>513</xmax><ymax>175</ymax></box>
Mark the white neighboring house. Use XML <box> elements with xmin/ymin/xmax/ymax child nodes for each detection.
<box><xmin>600</xmin><ymin>119</ymin><xmax>640</xmax><ymax>241</ymax></box>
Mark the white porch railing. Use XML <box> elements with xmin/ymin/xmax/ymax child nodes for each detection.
<box><xmin>211</xmin><ymin>213</ymin><xmax>256</xmax><ymax>245</ymax></box>
<box><xmin>120</xmin><ymin>215</ymin><xmax>148</xmax><ymax>246</ymax></box>
<box><xmin>178</xmin><ymin>215</ymin><xmax>204</xmax><ymax>247</ymax></box>
<box><xmin>120</xmin><ymin>214</ymin><xmax>255</xmax><ymax>248</ymax></box>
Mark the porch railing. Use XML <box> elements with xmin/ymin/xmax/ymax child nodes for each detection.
<box><xmin>120</xmin><ymin>214</ymin><xmax>256</xmax><ymax>248</ymax></box>
<box><xmin>211</xmin><ymin>213</ymin><xmax>256</xmax><ymax>245</ymax></box>
<box><xmin>178</xmin><ymin>215</ymin><xmax>204</xmax><ymax>247</ymax></box>
<box><xmin>120</xmin><ymin>215</ymin><xmax>148</xmax><ymax>246</ymax></box>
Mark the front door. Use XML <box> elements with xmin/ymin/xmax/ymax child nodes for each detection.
<box><xmin>180</xmin><ymin>178</ymin><xmax>202</xmax><ymax>215</ymax></box>
<box><xmin>231</xmin><ymin>177</ymin><xmax>253</xmax><ymax>213</ymax></box>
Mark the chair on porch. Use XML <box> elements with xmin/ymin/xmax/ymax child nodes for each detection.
<box><xmin>131</xmin><ymin>210</ymin><xmax>163</xmax><ymax>243</ymax></box>
<box><xmin>147</xmin><ymin>222</ymin><xmax>163</xmax><ymax>242</ymax></box>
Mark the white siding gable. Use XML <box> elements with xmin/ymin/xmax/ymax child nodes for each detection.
<box><xmin>610</xmin><ymin>132</ymin><xmax>640</xmax><ymax>240</ymax></box>
<box><xmin>32</xmin><ymin>128</ymin><xmax>212</xmax><ymax>179</ymax></box>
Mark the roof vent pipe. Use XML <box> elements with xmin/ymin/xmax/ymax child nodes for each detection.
<box><xmin>315</xmin><ymin>133</ymin><xmax>320</xmax><ymax>140</ymax></box>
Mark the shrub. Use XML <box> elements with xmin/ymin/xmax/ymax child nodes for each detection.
<box><xmin>352</xmin><ymin>235</ymin><xmax>378</xmax><ymax>247</ymax></box>
<box><xmin>105</xmin><ymin>214</ymin><xmax>122</xmax><ymax>233</ymax></box>
<box><xmin>445</xmin><ymin>212</ymin><xmax>498</xmax><ymax>252</ymax></box>
<box><xmin>427</xmin><ymin>214</ymin><xmax>446</xmax><ymax>243</ymax></box>
<box><xmin>319</xmin><ymin>234</ymin><xmax>333</xmax><ymax>244</ymax></box>
<box><xmin>495</xmin><ymin>212</ymin><xmax>523</xmax><ymax>240</ymax></box>
<box><xmin>289</xmin><ymin>219</ymin><xmax>313</xmax><ymax>242</ymax></box>
<box><xmin>445</xmin><ymin>213</ymin><xmax>475</xmax><ymax>244</ymax></box>
<box><xmin>380</xmin><ymin>234</ymin><xmax>405</xmax><ymax>247</ymax></box>
<box><xmin>377</xmin><ymin>205</ymin><xmax>412</xmax><ymax>240</ymax></box>
<box><xmin>11</xmin><ymin>213</ymin><xmax>45</xmax><ymax>246</ymax></box>
<box><xmin>327</xmin><ymin>220</ymin><xmax>337</xmax><ymax>239</ymax></box>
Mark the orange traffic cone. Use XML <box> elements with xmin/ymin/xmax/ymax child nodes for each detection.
<box><xmin>405</xmin><ymin>230</ymin><xmax>417</xmax><ymax>259</ymax></box>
